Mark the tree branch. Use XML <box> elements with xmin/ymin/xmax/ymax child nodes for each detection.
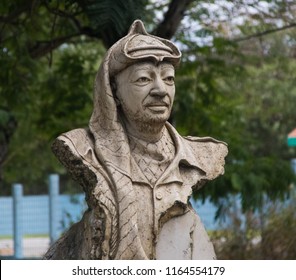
<box><xmin>28</xmin><ymin>26</ymin><xmax>99</xmax><ymax>59</ymax></box>
<box><xmin>153</xmin><ymin>0</ymin><xmax>195</xmax><ymax>39</ymax></box>
<box><xmin>27</xmin><ymin>2</ymin><xmax>100</xmax><ymax>59</ymax></box>
<box><xmin>0</xmin><ymin>3</ymin><xmax>31</xmax><ymax>23</ymax></box>
<box><xmin>234</xmin><ymin>22</ymin><xmax>296</xmax><ymax>42</ymax></box>
<box><xmin>29</xmin><ymin>34</ymin><xmax>81</xmax><ymax>59</ymax></box>
<box><xmin>43</xmin><ymin>2</ymin><xmax>83</xmax><ymax>32</ymax></box>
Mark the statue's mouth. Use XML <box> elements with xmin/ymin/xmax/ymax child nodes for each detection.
<box><xmin>145</xmin><ymin>101</ymin><xmax>169</xmax><ymax>108</ymax></box>
<box><xmin>145</xmin><ymin>102</ymin><xmax>169</xmax><ymax>113</ymax></box>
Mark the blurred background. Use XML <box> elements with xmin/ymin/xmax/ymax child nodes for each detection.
<box><xmin>0</xmin><ymin>0</ymin><xmax>296</xmax><ymax>259</ymax></box>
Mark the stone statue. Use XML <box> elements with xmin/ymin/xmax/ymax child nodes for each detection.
<box><xmin>44</xmin><ymin>20</ymin><xmax>228</xmax><ymax>260</ymax></box>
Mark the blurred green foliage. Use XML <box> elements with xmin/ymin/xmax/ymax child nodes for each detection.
<box><xmin>1</xmin><ymin>40</ymin><xmax>104</xmax><ymax>193</ymax></box>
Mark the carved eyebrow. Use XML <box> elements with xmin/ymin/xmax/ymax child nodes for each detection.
<box><xmin>160</xmin><ymin>67</ymin><xmax>174</xmax><ymax>75</ymax></box>
<box><xmin>129</xmin><ymin>66</ymin><xmax>154</xmax><ymax>81</ymax></box>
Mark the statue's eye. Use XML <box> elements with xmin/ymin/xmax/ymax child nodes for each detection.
<box><xmin>163</xmin><ymin>76</ymin><xmax>175</xmax><ymax>85</ymax></box>
<box><xmin>136</xmin><ymin>77</ymin><xmax>150</xmax><ymax>83</ymax></box>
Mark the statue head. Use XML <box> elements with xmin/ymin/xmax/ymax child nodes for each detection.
<box><xmin>108</xmin><ymin>20</ymin><xmax>182</xmax><ymax>138</ymax></box>
<box><xmin>89</xmin><ymin>20</ymin><xmax>182</xmax><ymax>152</ymax></box>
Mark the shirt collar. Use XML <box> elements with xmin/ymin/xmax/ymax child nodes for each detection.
<box><xmin>130</xmin><ymin>122</ymin><xmax>206</xmax><ymax>186</ymax></box>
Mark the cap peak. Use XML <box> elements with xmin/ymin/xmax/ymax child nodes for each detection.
<box><xmin>128</xmin><ymin>20</ymin><xmax>149</xmax><ymax>35</ymax></box>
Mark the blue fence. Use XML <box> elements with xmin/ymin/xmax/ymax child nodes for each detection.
<box><xmin>0</xmin><ymin>175</ymin><xmax>87</xmax><ymax>259</ymax></box>
<box><xmin>0</xmin><ymin>193</ymin><xmax>86</xmax><ymax>237</ymax></box>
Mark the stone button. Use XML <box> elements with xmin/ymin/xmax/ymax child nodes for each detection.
<box><xmin>156</xmin><ymin>192</ymin><xmax>163</xmax><ymax>200</ymax></box>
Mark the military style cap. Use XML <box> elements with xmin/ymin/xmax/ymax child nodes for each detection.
<box><xmin>109</xmin><ymin>20</ymin><xmax>181</xmax><ymax>77</ymax></box>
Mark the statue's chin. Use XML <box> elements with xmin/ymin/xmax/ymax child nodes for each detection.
<box><xmin>141</xmin><ymin>110</ymin><xmax>171</xmax><ymax>124</ymax></box>
<box><xmin>120</xmin><ymin>107</ymin><xmax>171</xmax><ymax>136</ymax></box>
<box><xmin>136</xmin><ymin>118</ymin><xmax>167</xmax><ymax>135</ymax></box>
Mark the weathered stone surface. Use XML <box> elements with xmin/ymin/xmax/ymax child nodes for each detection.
<box><xmin>44</xmin><ymin>20</ymin><xmax>228</xmax><ymax>260</ymax></box>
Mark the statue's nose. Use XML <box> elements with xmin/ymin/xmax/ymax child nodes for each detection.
<box><xmin>150</xmin><ymin>77</ymin><xmax>167</xmax><ymax>97</ymax></box>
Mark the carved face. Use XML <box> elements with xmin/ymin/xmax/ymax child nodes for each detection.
<box><xmin>114</xmin><ymin>62</ymin><xmax>175</xmax><ymax>130</ymax></box>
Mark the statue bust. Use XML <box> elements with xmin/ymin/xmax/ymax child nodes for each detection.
<box><xmin>44</xmin><ymin>20</ymin><xmax>228</xmax><ymax>260</ymax></box>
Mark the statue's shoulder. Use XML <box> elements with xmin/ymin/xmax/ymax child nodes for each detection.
<box><xmin>53</xmin><ymin>128</ymin><xmax>96</xmax><ymax>161</ymax></box>
<box><xmin>57</xmin><ymin>128</ymin><xmax>94</xmax><ymax>148</ymax></box>
<box><xmin>165</xmin><ymin>123</ymin><xmax>228</xmax><ymax>170</ymax></box>
<box><xmin>183</xmin><ymin>135</ymin><xmax>228</xmax><ymax>152</ymax></box>
<box><xmin>52</xmin><ymin>128</ymin><xmax>102</xmax><ymax>189</ymax></box>
<box><xmin>182</xmin><ymin>135</ymin><xmax>228</xmax><ymax>181</ymax></box>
